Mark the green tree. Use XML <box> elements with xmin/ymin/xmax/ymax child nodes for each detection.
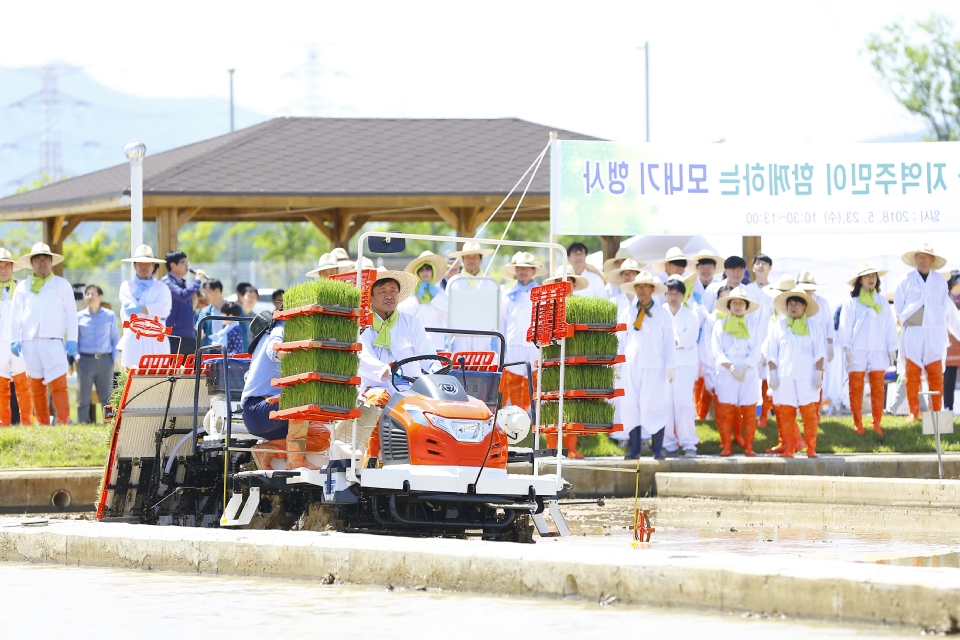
<box><xmin>234</xmin><ymin>222</ymin><xmax>328</xmax><ymax>282</ymax></box>
<box><xmin>63</xmin><ymin>224</ymin><xmax>119</xmax><ymax>268</ymax></box>
<box><xmin>13</xmin><ymin>172</ymin><xmax>57</xmax><ymax>194</ymax></box>
<box><xmin>0</xmin><ymin>222</ymin><xmax>42</xmax><ymax>257</ymax></box>
<box><xmin>866</xmin><ymin>15</ymin><xmax>960</xmax><ymax>141</ymax></box>
<box><xmin>179</xmin><ymin>222</ymin><xmax>229</xmax><ymax>263</ymax></box>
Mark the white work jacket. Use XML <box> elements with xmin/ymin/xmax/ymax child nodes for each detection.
<box><xmin>359</xmin><ymin>310</ymin><xmax>437</xmax><ymax>396</ymax></box>
<box><xmin>118</xmin><ymin>277</ymin><xmax>173</xmax><ymax>367</ymax></box>
<box><xmin>763</xmin><ymin>316</ymin><xmax>825</xmax><ymax>380</ymax></box>
<box><xmin>618</xmin><ymin>301</ymin><xmax>677</xmax><ymax>371</ymax></box>
<box><xmin>9</xmin><ymin>275</ymin><xmax>78</xmax><ymax>343</ymax></box>
<box><xmin>712</xmin><ymin>315</ymin><xmax>762</xmax><ymax>372</ymax></box>
<box><xmin>838</xmin><ymin>292</ymin><xmax>898</xmax><ymax>354</ymax></box>
<box><xmin>666</xmin><ymin>303</ymin><xmax>699</xmax><ymax>368</ymax></box>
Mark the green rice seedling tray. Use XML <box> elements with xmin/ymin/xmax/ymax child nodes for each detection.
<box><xmin>567</xmin><ymin>322</ymin><xmax>626</xmax><ymax>333</ymax></box>
<box><xmin>541</xmin><ymin>354</ymin><xmax>625</xmax><ymax>367</ymax></box>
<box><xmin>280</xmin><ymin>349</ymin><xmax>359</xmax><ymax>379</ymax></box>
<box><xmin>282</xmin><ymin>313</ymin><xmax>360</xmax><ymax>343</ymax></box>
<box><xmin>563</xmin><ymin>295</ymin><xmax>619</xmax><ymax>325</ymax></box>
<box><xmin>274</xmin><ymin>304</ymin><xmax>362</xmax><ymax>320</ymax></box>
<box><xmin>539</xmin><ymin>398</ymin><xmax>615</xmax><ymax>425</ymax></box>
<box><xmin>275</xmin><ymin>339</ymin><xmax>362</xmax><ymax>353</ymax></box>
<box><xmin>539</xmin><ymin>423</ymin><xmax>622</xmax><ymax>435</ymax></box>
<box><xmin>270</xmin><ymin>404</ymin><xmax>361</xmax><ymax>422</ymax></box>
<box><xmin>540</xmin><ymin>363</ymin><xmax>615</xmax><ymax>392</ymax></box>
<box><xmin>283</xmin><ymin>278</ymin><xmax>363</xmax><ymax>310</ymax></box>
<box><xmin>271</xmin><ymin>371</ymin><xmax>361</xmax><ymax>387</ymax></box>
<box><xmin>279</xmin><ymin>379</ymin><xmax>359</xmax><ymax>412</ymax></box>
<box><xmin>542</xmin><ymin>332</ymin><xmax>619</xmax><ymax>360</ymax></box>
<box><xmin>538</xmin><ymin>388</ymin><xmax>624</xmax><ymax>401</ymax></box>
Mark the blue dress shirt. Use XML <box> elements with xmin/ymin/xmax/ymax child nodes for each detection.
<box><xmin>77</xmin><ymin>307</ymin><xmax>121</xmax><ymax>360</ymax></box>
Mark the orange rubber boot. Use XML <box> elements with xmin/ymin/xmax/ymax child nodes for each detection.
<box><xmin>500</xmin><ymin>370</ymin><xmax>532</xmax><ymax>411</ymax></box>
<box><xmin>800</xmin><ymin>403</ymin><xmax>819</xmax><ymax>458</ymax></box>
<box><xmin>545</xmin><ymin>434</ymin><xmax>558</xmax><ymax>451</ymax></box>
<box><xmin>778</xmin><ymin>405</ymin><xmax>798</xmax><ymax>458</ymax></box>
<box><xmin>905</xmin><ymin>359</ymin><xmax>922</xmax><ymax>421</ymax></box>
<box><xmin>733</xmin><ymin>406</ymin><xmax>745</xmax><ymax>448</ymax></box>
<box><xmin>49</xmin><ymin>375</ymin><xmax>70</xmax><ymax>425</ymax></box>
<box><xmin>868</xmin><ymin>370</ymin><xmax>886</xmax><ymax>435</ymax></box>
<box><xmin>759</xmin><ymin>380</ymin><xmax>772</xmax><ymax>428</ymax></box>
<box><xmin>12</xmin><ymin>373</ymin><xmax>33</xmax><ymax>425</ymax></box>
<box><xmin>0</xmin><ymin>377</ymin><xmax>11</xmax><ymax>426</ymax></box>
<box><xmin>694</xmin><ymin>377</ymin><xmax>708</xmax><ymax>420</ymax></box>
<box><xmin>28</xmin><ymin>377</ymin><xmax>50</xmax><ymax>425</ymax></box>
<box><xmin>926</xmin><ymin>362</ymin><xmax>945</xmax><ymax>411</ymax></box>
<box><xmin>564</xmin><ymin>434</ymin><xmax>583</xmax><ymax>459</ymax></box>
<box><xmin>252</xmin><ymin>439</ymin><xmax>286</xmax><ymax>469</ymax></box>
<box><xmin>765</xmin><ymin>405</ymin><xmax>785</xmax><ymax>454</ymax></box>
<box><xmin>740</xmin><ymin>405</ymin><xmax>758</xmax><ymax>456</ymax></box>
<box><xmin>716</xmin><ymin>403</ymin><xmax>735</xmax><ymax>456</ymax></box>
<box><xmin>286</xmin><ymin>421</ymin><xmax>312</xmax><ymax>470</ymax></box>
<box><xmin>848</xmin><ymin>371</ymin><xmax>866</xmax><ymax>434</ymax></box>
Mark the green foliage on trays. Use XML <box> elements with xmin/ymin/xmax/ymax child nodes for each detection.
<box><xmin>284</xmin><ymin>314</ymin><xmax>358</xmax><ymax>343</ymax></box>
<box><xmin>279</xmin><ymin>349</ymin><xmax>359</xmax><ymax>379</ymax></box>
<box><xmin>283</xmin><ymin>278</ymin><xmax>362</xmax><ymax>310</ymax></box>
<box><xmin>542</xmin><ymin>332</ymin><xmax>618</xmax><ymax>360</ymax></box>
<box><xmin>110</xmin><ymin>369</ymin><xmax>128</xmax><ymax>410</ymax></box>
<box><xmin>564</xmin><ymin>295</ymin><xmax>618</xmax><ymax>325</ymax></box>
<box><xmin>280</xmin><ymin>380</ymin><xmax>358</xmax><ymax>411</ymax></box>
<box><xmin>540</xmin><ymin>399</ymin><xmax>615</xmax><ymax>426</ymax></box>
<box><xmin>540</xmin><ymin>365</ymin><xmax>615</xmax><ymax>393</ymax></box>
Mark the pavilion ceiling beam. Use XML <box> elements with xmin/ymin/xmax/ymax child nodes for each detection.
<box><xmin>433</xmin><ymin>205</ymin><xmax>459</xmax><ymax>229</ymax></box>
<box><xmin>178</xmin><ymin>206</ymin><xmax>202</xmax><ymax>226</ymax></box>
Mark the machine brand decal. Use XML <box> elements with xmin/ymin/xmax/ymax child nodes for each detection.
<box><xmin>439</xmin><ymin>383</ymin><xmax>457</xmax><ymax>393</ymax></box>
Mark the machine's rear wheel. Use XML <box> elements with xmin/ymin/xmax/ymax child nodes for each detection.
<box><xmin>483</xmin><ymin>512</ymin><xmax>535</xmax><ymax>543</ymax></box>
<box><xmin>294</xmin><ymin>502</ymin><xmax>344</xmax><ymax>532</ymax></box>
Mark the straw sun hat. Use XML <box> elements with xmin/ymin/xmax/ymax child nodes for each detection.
<box><xmin>607</xmin><ymin>258</ymin><xmax>645</xmax><ymax>284</ymax></box>
<box><xmin>602</xmin><ymin>247</ymin><xmax>639</xmax><ymax>273</ymax></box>
<box><xmin>371</xmin><ymin>270</ymin><xmax>419</xmax><ymax>303</ymax></box>
<box><xmin>902</xmin><ymin>243</ymin><xmax>947</xmax><ymax>270</ymax></box>
<box><xmin>404</xmin><ymin>250</ymin><xmax>448</xmax><ymax>285</ymax></box>
<box><xmin>795</xmin><ymin>271</ymin><xmax>820</xmax><ymax>291</ymax></box>
<box><xmin>620</xmin><ymin>271</ymin><xmax>667</xmax><ymax>296</ymax></box>
<box><xmin>500</xmin><ymin>251</ymin><xmax>547</xmax><ymax>279</ymax></box>
<box><xmin>121</xmin><ymin>244</ymin><xmax>165</xmax><ymax>264</ymax></box>
<box><xmin>18</xmin><ymin>242</ymin><xmax>63</xmax><ymax>269</ymax></box>
<box><xmin>763</xmin><ymin>274</ymin><xmax>796</xmax><ymax>299</ymax></box>
<box><xmin>449</xmin><ymin>242</ymin><xmax>494</xmax><ymax>258</ymax></box>
<box><xmin>689</xmin><ymin>249</ymin><xmax>724</xmax><ymax>266</ymax></box>
<box><xmin>543</xmin><ymin>265</ymin><xmax>589</xmax><ymax>291</ymax></box>
<box><xmin>0</xmin><ymin>248</ymin><xmax>23</xmax><ymax>270</ymax></box>
<box><xmin>715</xmin><ymin>286</ymin><xmax>757</xmax><ymax>314</ymax></box>
<box><xmin>305</xmin><ymin>253</ymin><xmax>339</xmax><ymax>278</ymax></box>
<box><xmin>774</xmin><ymin>287</ymin><xmax>820</xmax><ymax>317</ymax></box>
<box><xmin>847</xmin><ymin>261</ymin><xmax>889</xmax><ymax>287</ymax></box>
<box><xmin>652</xmin><ymin>246</ymin><xmax>690</xmax><ymax>273</ymax></box>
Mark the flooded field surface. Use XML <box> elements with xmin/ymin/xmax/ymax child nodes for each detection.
<box><xmin>0</xmin><ymin>562</ymin><xmax>918</xmax><ymax>639</ymax></box>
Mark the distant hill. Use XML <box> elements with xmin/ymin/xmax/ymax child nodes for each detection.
<box><xmin>0</xmin><ymin>65</ymin><xmax>269</xmax><ymax>196</ymax></box>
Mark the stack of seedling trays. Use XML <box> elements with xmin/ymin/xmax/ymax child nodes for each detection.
<box><xmin>538</xmin><ymin>295</ymin><xmax>625</xmax><ymax>436</ymax></box>
<box><xmin>270</xmin><ymin>278</ymin><xmax>366</xmax><ymax>422</ymax></box>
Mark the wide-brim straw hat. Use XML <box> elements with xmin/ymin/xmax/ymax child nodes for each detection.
<box><xmin>306</xmin><ymin>253</ymin><xmax>339</xmax><ymax>278</ymax></box>
<box><xmin>543</xmin><ymin>265</ymin><xmax>589</xmax><ymax>291</ymax></box>
<box><xmin>763</xmin><ymin>274</ymin><xmax>796</xmax><ymax>298</ymax></box>
<box><xmin>18</xmin><ymin>242</ymin><xmax>63</xmax><ymax>269</ymax></box>
<box><xmin>371</xmin><ymin>270</ymin><xmax>419</xmax><ymax>303</ymax></box>
<box><xmin>652</xmin><ymin>246</ymin><xmax>690</xmax><ymax>273</ymax></box>
<box><xmin>449</xmin><ymin>241</ymin><xmax>494</xmax><ymax>258</ymax></box>
<box><xmin>121</xmin><ymin>244</ymin><xmax>165</xmax><ymax>264</ymax></box>
<box><xmin>689</xmin><ymin>248</ymin><xmax>724</xmax><ymax>267</ymax></box>
<box><xmin>607</xmin><ymin>258</ymin><xmax>645</xmax><ymax>284</ymax></box>
<box><xmin>847</xmin><ymin>260</ymin><xmax>889</xmax><ymax>287</ymax></box>
<box><xmin>620</xmin><ymin>271</ymin><xmax>667</xmax><ymax>296</ymax></box>
<box><xmin>603</xmin><ymin>247</ymin><xmax>637</xmax><ymax>273</ymax></box>
<box><xmin>715</xmin><ymin>286</ymin><xmax>758</xmax><ymax>314</ymax></box>
<box><xmin>336</xmin><ymin>256</ymin><xmax>375</xmax><ymax>274</ymax></box>
<box><xmin>500</xmin><ymin>251</ymin><xmax>547</xmax><ymax>279</ymax></box>
<box><xmin>404</xmin><ymin>251</ymin><xmax>448</xmax><ymax>285</ymax></box>
<box><xmin>902</xmin><ymin>243</ymin><xmax>947</xmax><ymax>270</ymax></box>
<box><xmin>0</xmin><ymin>248</ymin><xmax>23</xmax><ymax>270</ymax></box>
<box><xmin>774</xmin><ymin>287</ymin><xmax>820</xmax><ymax>318</ymax></box>
<box><xmin>795</xmin><ymin>270</ymin><xmax>820</xmax><ymax>291</ymax></box>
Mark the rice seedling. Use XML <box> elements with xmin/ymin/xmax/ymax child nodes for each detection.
<box><xmin>540</xmin><ymin>365</ymin><xmax>614</xmax><ymax>392</ymax></box>
<box><xmin>543</xmin><ymin>331</ymin><xmax>618</xmax><ymax>360</ymax></box>
<box><xmin>564</xmin><ymin>295</ymin><xmax>618</xmax><ymax>325</ymax></box>
<box><xmin>283</xmin><ymin>314</ymin><xmax>358</xmax><ymax>343</ymax></box>
<box><xmin>111</xmin><ymin>369</ymin><xmax>128</xmax><ymax>409</ymax></box>
<box><xmin>280</xmin><ymin>349</ymin><xmax>360</xmax><ymax>378</ymax></box>
<box><xmin>283</xmin><ymin>278</ymin><xmax>361</xmax><ymax>310</ymax></box>
<box><xmin>540</xmin><ymin>399</ymin><xmax>615</xmax><ymax>425</ymax></box>
<box><xmin>280</xmin><ymin>380</ymin><xmax>359</xmax><ymax>411</ymax></box>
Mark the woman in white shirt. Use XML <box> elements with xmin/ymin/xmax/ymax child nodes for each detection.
<box><xmin>397</xmin><ymin>251</ymin><xmax>449</xmax><ymax>350</ymax></box>
<box><xmin>711</xmin><ymin>287</ymin><xmax>761</xmax><ymax>456</ymax></box>
<box><xmin>118</xmin><ymin>245</ymin><xmax>172</xmax><ymax>370</ymax></box>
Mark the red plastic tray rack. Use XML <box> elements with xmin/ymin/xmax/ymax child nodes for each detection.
<box><xmin>273</xmin><ymin>304</ymin><xmax>362</xmax><ymax>321</ymax></box>
<box><xmin>330</xmin><ymin>268</ymin><xmax>379</xmax><ymax>328</ymax></box>
<box><xmin>275</xmin><ymin>339</ymin><xmax>363</xmax><ymax>353</ymax></box>
<box><xmin>271</xmin><ymin>371</ymin><xmax>361</xmax><ymax>387</ymax></box>
<box><xmin>270</xmin><ymin>404</ymin><xmax>362</xmax><ymax>422</ymax></box>
<box><xmin>541</xmin><ymin>354</ymin><xmax>626</xmax><ymax>368</ymax></box>
<box><xmin>526</xmin><ymin>281</ymin><xmax>572</xmax><ymax>347</ymax></box>
<box><xmin>538</xmin><ymin>388</ymin><xmax>625</xmax><ymax>401</ymax></box>
<box><xmin>539</xmin><ymin>423</ymin><xmax>622</xmax><ymax>435</ymax></box>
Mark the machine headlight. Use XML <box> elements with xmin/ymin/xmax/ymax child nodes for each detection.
<box><xmin>425</xmin><ymin>413</ymin><xmax>495</xmax><ymax>443</ymax></box>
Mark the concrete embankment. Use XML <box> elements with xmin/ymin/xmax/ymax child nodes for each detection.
<box><xmin>0</xmin><ymin>468</ymin><xmax>100</xmax><ymax>514</ymax></box>
<box><xmin>1</xmin><ymin>519</ymin><xmax>959</xmax><ymax>628</ymax></box>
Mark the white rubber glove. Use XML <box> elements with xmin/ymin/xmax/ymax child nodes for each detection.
<box><xmin>827</xmin><ymin>342</ymin><xmax>835</xmax><ymax>363</ymax></box>
<box><xmin>666</xmin><ymin>368</ymin><xmax>675</xmax><ymax>383</ymax></box>
<box><xmin>730</xmin><ymin>365</ymin><xmax>745</xmax><ymax>382</ymax></box>
<box><xmin>888</xmin><ymin>351</ymin><xmax>897</xmax><ymax>367</ymax></box>
<box><xmin>812</xmin><ymin>373</ymin><xmax>823</xmax><ymax>391</ymax></box>
<box><xmin>768</xmin><ymin>370</ymin><xmax>779</xmax><ymax>391</ymax></box>
<box><xmin>843</xmin><ymin>347</ymin><xmax>854</xmax><ymax>368</ymax></box>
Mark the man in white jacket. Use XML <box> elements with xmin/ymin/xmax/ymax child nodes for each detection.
<box><xmin>118</xmin><ymin>245</ymin><xmax>172</xmax><ymax>370</ymax></box>
<box><xmin>0</xmin><ymin>248</ymin><xmax>32</xmax><ymax>425</ymax></box>
<box><xmin>9</xmin><ymin>242</ymin><xmax>78</xmax><ymax>425</ymax></box>
<box><xmin>663</xmin><ymin>277</ymin><xmax>699</xmax><ymax>457</ymax></box>
<box><xmin>499</xmin><ymin>252</ymin><xmax>545</xmax><ymax>412</ymax></box>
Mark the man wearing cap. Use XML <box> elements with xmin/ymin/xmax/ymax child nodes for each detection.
<box><xmin>9</xmin><ymin>242</ymin><xmax>77</xmax><ymax>425</ymax></box>
<box><xmin>703</xmin><ymin>256</ymin><xmax>750</xmax><ymax>313</ymax></box>
<box><xmin>602</xmin><ymin>247</ymin><xmax>636</xmax><ymax>300</ymax></box>
<box><xmin>447</xmin><ymin>242</ymin><xmax>502</xmax><ymax>354</ymax></box>
<box><xmin>119</xmin><ymin>245</ymin><xmax>173</xmax><ymax>371</ymax></box>
<box><xmin>161</xmin><ymin>250</ymin><xmax>206</xmax><ymax>356</ymax></box>
<box><xmin>0</xmin><ymin>248</ymin><xmax>33</xmax><ymax>425</ymax></box>
<box><xmin>398</xmin><ymin>251</ymin><xmax>449</xmax><ymax>350</ymax></box>
<box><xmin>894</xmin><ymin>244</ymin><xmax>960</xmax><ymax>421</ymax></box>
<box><xmin>499</xmin><ymin>252</ymin><xmax>546</xmax><ymax>411</ymax></box>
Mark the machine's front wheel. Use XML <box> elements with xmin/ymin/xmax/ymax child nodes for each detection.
<box><xmin>484</xmin><ymin>512</ymin><xmax>535</xmax><ymax>543</ymax></box>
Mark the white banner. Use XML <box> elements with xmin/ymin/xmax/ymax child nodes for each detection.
<box><xmin>550</xmin><ymin>140</ymin><xmax>960</xmax><ymax>236</ymax></box>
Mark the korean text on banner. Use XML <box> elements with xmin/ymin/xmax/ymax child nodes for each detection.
<box><xmin>549</xmin><ymin>140</ymin><xmax>960</xmax><ymax>236</ymax></box>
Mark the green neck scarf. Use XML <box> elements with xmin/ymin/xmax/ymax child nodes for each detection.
<box><xmin>722</xmin><ymin>314</ymin><xmax>750</xmax><ymax>339</ymax></box>
<box><xmin>30</xmin><ymin>273</ymin><xmax>51</xmax><ymax>295</ymax></box>
<box><xmin>857</xmin><ymin>288</ymin><xmax>883</xmax><ymax>314</ymax></box>
<box><xmin>716</xmin><ymin>311</ymin><xmax>729</xmax><ymax>320</ymax></box>
<box><xmin>372</xmin><ymin>310</ymin><xmax>400</xmax><ymax>349</ymax></box>
<box><xmin>0</xmin><ymin>279</ymin><xmax>14</xmax><ymax>296</ymax></box>
<box><xmin>787</xmin><ymin>314</ymin><xmax>809</xmax><ymax>336</ymax></box>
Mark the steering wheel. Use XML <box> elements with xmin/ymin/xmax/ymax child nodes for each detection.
<box><xmin>390</xmin><ymin>354</ymin><xmax>454</xmax><ymax>390</ymax></box>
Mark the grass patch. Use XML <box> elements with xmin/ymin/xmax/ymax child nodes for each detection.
<box><xmin>110</xmin><ymin>370</ymin><xmax>128</xmax><ymax>409</ymax></box>
<box><xmin>283</xmin><ymin>314</ymin><xmax>358</xmax><ymax>343</ymax></box>
<box><xmin>0</xmin><ymin>424</ymin><xmax>111</xmax><ymax>468</ymax></box>
<box><xmin>280</xmin><ymin>380</ymin><xmax>358</xmax><ymax>410</ymax></box>
<box><xmin>540</xmin><ymin>399</ymin><xmax>615</xmax><ymax>425</ymax></box>
<box><xmin>284</xmin><ymin>278</ymin><xmax>362</xmax><ymax>309</ymax></box>
<box><xmin>565</xmin><ymin>296</ymin><xmax>618</xmax><ymax>325</ymax></box>
<box><xmin>280</xmin><ymin>349</ymin><xmax>359</xmax><ymax>378</ymax></box>
<box><xmin>543</xmin><ymin>332</ymin><xmax>618</xmax><ymax>360</ymax></box>
<box><xmin>541</xmin><ymin>365</ymin><xmax>614</xmax><ymax>392</ymax></box>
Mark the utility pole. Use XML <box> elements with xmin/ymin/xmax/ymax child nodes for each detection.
<box><xmin>228</xmin><ymin>69</ymin><xmax>235</xmax><ymax>132</ymax></box>
<box><xmin>124</xmin><ymin>141</ymin><xmax>146</xmax><ymax>280</ymax></box>
<box><xmin>637</xmin><ymin>43</ymin><xmax>650</xmax><ymax>142</ymax></box>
